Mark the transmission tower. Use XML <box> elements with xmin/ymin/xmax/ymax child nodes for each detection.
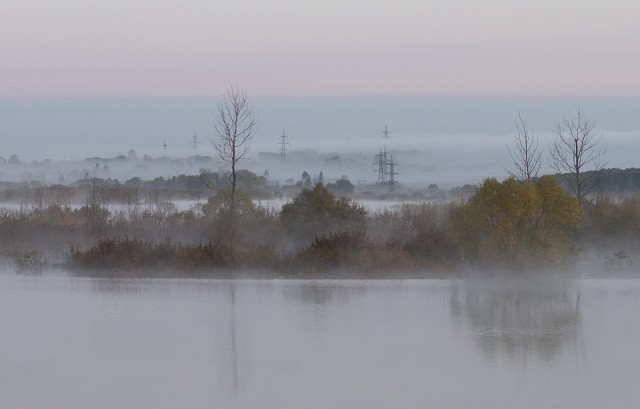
<box><xmin>387</xmin><ymin>154</ymin><xmax>398</xmax><ymax>193</ymax></box>
<box><xmin>279</xmin><ymin>131</ymin><xmax>289</xmax><ymax>162</ymax></box>
<box><xmin>191</xmin><ymin>132</ymin><xmax>199</xmax><ymax>150</ymax></box>
<box><xmin>161</xmin><ymin>139</ymin><xmax>168</xmax><ymax>150</ymax></box>
<box><xmin>381</xmin><ymin>125</ymin><xmax>391</xmax><ymax>139</ymax></box>
<box><xmin>374</xmin><ymin>147</ymin><xmax>388</xmax><ymax>182</ymax></box>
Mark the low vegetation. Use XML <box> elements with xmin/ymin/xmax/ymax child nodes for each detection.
<box><xmin>2</xmin><ymin>170</ymin><xmax>640</xmax><ymax>277</ymax></box>
<box><xmin>452</xmin><ymin>176</ymin><xmax>581</xmax><ymax>270</ymax></box>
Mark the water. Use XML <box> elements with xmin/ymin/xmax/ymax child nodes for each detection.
<box><xmin>1</xmin><ymin>273</ymin><xmax>640</xmax><ymax>408</ymax></box>
<box><xmin>0</xmin><ymin>198</ymin><xmax>421</xmax><ymax>215</ymax></box>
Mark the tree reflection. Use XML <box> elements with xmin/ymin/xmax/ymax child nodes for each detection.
<box><xmin>228</xmin><ymin>282</ymin><xmax>239</xmax><ymax>398</ymax></box>
<box><xmin>283</xmin><ymin>282</ymin><xmax>366</xmax><ymax>306</ymax></box>
<box><xmin>450</xmin><ymin>281</ymin><xmax>582</xmax><ymax>362</ymax></box>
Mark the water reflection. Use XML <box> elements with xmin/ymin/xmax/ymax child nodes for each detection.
<box><xmin>450</xmin><ymin>280</ymin><xmax>582</xmax><ymax>362</ymax></box>
<box><xmin>282</xmin><ymin>281</ymin><xmax>367</xmax><ymax>306</ymax></box>
<box><xmin>228</xmin><ymin>282</ymin><xmax>239</xmax><ymax>397</ymax></box>
<box><xmin>6</xmin><ymin>276</ymin><xmax>640</xmax><ymax>408</ymax></box>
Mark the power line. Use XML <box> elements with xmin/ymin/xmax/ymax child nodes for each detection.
<box><xmin>381</xmin><ymin>125</ymin><xmax>391</xmax><ymax>139</ymax></box>
<box><xmin>191</xmin><ymin>132</ymin><xmax>199</xmax><ymax>149</ymax></box>
<box><xmin>388</xmin><ymin>154</ymin><xmax>398</xmax><ymax>193</ymax></box>
<box><xmin>279</xmin><ymin>131</ymin><xmax>289</xmax><ymax>162</ymax></box>
<box><xmin>373</xmin><ymin>146</ymin><xmax>399</xmax><ymax>192</ymax></box>
<box><xmin>374</xmin><ymin>147</ymin><xmax>388</xmax><ymax>182</ymax></box>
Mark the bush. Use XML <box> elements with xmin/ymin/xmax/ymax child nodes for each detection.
<box><xmin>297</xmin><ymin>231</ymin><xmax>414</xmax><ymax>275</ymax></box>
<box><xmin>451</xmin><ymin>176</ymin><xmax>581</xmax><ymax>269</ymax></box>
<box><xmin>69</xmin><ymin>238</ymin><xmax>230</xmax><ymax>272</ymax></box>
<box><xmin>300</xmin><ymin>231</ymin><xmax>371</xmax><ymax>268</ymax></box>
<box><xmin>14</xmin><ymin>249</ymin><xmax>46</xmax><ymax>274</ymax></box>
<box><xmin>281</xmin><ymin>183</ymin><xmax>366</xmax><ymax>243</ymax></box>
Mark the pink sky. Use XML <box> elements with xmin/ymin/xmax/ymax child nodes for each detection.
<box><xmin>1</xmin><ymin>0</ymin><xmax>639</xmax><ymax>98</ymax></box>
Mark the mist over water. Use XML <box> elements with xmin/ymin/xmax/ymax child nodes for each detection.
<box><xmin>2</xmin><ymin>273</ymin><xmax>640</xmax><ymax>408</ymax></box>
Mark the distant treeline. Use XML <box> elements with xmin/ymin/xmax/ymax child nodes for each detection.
<box><xmin>545</xmin><ymin>167</ymin><xmax>640</xmax><ymax>196</ymax></box>
<box><xmin>591</xmin><ymin>168</ymin><xmax>640</xmax><ymax>194</ymax></box>
<box><xmin>0</xmin><ymin>170</ymin><xmax>270</xmax><ymax>205</ymax></box>
<box><xmin>0</xmin><ymin>167</ymin><xmax>477</xmax><ymax>207</ymax></box>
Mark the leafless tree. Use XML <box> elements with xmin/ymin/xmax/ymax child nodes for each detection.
<box><xmin>508</xmin><ymin>114</ymin><xmax>542</xmax><ymax>181</ymax></box>
<box><xmin>86</xmin><ymin>172</ymin><xmax>106</xmax><ymax>235</ymax></box>
<box><xmin>213</xmin><ymin>84</ymin><xmax>257</xmax><ymax>215</ymax></box>
<box><xmin>549</xmin><ymin>108</ymin><xmax>605</xmax><ymax>206</ymax></box>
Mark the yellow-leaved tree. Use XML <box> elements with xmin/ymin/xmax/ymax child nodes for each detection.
<box><xmin>452</xmin><ymin>176</ymin><xmax>582</xmax><ymax>269</ymax></box>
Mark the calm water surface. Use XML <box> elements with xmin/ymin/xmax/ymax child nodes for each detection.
<box><xmin>1</xmin><ymin>273</ymin><xmax>639</xmax><ymax>408</ymax></box>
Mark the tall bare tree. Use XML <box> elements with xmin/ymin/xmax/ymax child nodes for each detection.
<box><xmin>549</xmin><ymin>108</ymin><xmax>605</xmax><ymax>206</ymax></box>
<box><xmin>509</xmin><ymin>113</ymin><xmax>542</xmax><ymax>181</ymax></box>
<box><xmin>213</xmin><ymin>84</ymin><xmax>257</xmax><ymax>215</ymax></box>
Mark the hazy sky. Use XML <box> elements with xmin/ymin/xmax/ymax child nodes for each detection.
<box><xmin>2</xmin><ymin>0</ymin><xmax>639</xmax><ymax>180</ymax></box>
<box><xmin>2</xmin><ymin>0</ymin><xmax>639</xmax><ymax>98</ymax></box>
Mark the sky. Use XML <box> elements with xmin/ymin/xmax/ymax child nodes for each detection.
<box><xmin>1</xmin><ymin>0</ymin><xmax>639</xmax><ymax>98</ymax></box>
<box><xmin>1</xmin><ymin>0</ymin><xmax>639</xmax><ymax>183</ymax></box>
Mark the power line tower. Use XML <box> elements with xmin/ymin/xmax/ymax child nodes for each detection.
<box><xmin>279</xmin><ymin>131</ymin><xmax>289</xmax><ymax>162</ymax></box>
<box><xmin>374</xmin><ymin>147</ymin><xmax>388</xmax><ymax>183</ymax></box>
<box><xmin>381</xmin><ymin>125</ymin><xmax>391</xmax><ymax>139</ymax></box>
<box><xmin>161</xmin><ymin>139</ymin><xmax>168</xmax><ymax>150</ymax></box>
<box><xmin>387</xmin><ymin>154</ymin><xmax>398</xmax><ymax>193</ymax></box>
<box><xmin>191</xmin><ymin>132</ymin><xmax>199</xmax><ymax>150</ymax></box>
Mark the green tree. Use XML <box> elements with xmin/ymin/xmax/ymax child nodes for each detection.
<box><xmin>203</xmin><ymin>188</ymin><xmax>279</xmax><ymax>258</ymax></box>
<box><xmin>280</xmin><ymin>183</ymin><xmax>366</xmax><ymax>243</ymax></box>
<box><xmin>581</xmin><ymin>194</ymin><xmax>640</xmax><ymax>251</ymax></box>
<box><xmin>452</xmin><ymin>176</ymin><xmax>581</xmax><ymax>269</ymax></box>
<box><xmin>326</xmin><ymin>178</ymin><xmax>354</xmax><ymax>196</ymax></box>
<box><xmin>301</xmin><ymin>171</ymin><xmax>312</xmax><ymax>187</ymax></box>
<box><xmin>203</xmin><ymin>189</ymin><xmax>256</xmax><ymax>219</ymax></box>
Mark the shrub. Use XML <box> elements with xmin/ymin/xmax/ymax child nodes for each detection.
<box><xmin>281</xmin><ymin>183</ymin><xmax>366</xmax><ymax>243</ymax></box>
<box><xmin>451</xmin><ymin>176</ymin><xmax>581</xmax><ymax>269</ymax></box>
<box><xmin>300</xmin><ymin>231</ymin><xmax>372</xmax><ymax>269</ymax></box>
<box><xmin>69</xmin><ymin>238</ymin><xmax>230</xmax><ymax>272</ymax></box>
<box><xmin>14</xmin><ymin>249</ymin><xmax>46</xmax><ymax>274</ymax></box>
<box><xmin>297</xmin><ymin>231</ymin><xmax>414</xmax><ymax>275</ymax></box>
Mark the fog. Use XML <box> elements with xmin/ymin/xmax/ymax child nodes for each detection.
<box><xmin>0</xmin><ymin>147</ymin><xmax>505</xmax><ymax>190</ymax></box>
<box><xmin>2</xmin><ymin>275</ymin><xmax>640</xmax><ymax>408</ymax></box>
<box><xmin>1</xmin><ymin>96</ymin><xmax>639</xmax><ymax>188</ymax></box>
<box><xmin>3</xmin><ymin>96</ymin><xmax>640</xmax><ymax>408</ymax></box>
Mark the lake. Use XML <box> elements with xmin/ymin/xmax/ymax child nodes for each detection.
<box><xmin>1</xmin><ymin>272</ymin><xmax>639</xmax><ymax>408</ymax></box>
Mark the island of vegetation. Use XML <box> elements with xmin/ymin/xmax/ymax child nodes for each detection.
<box><xmin>0</xmin><ymin>164</ymin><xmax>638</xmax><ymax>278</ymax></box>
<box><xmin>1</xmin><ymin>91</ymin><xmax>637</xmax><ymax>278</ymax></box>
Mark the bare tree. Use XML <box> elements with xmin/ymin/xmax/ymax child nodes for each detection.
<box><xmin>213</xmin><ymin>84</ymin><xmax>257</xmax><ymax>215</ymax></box>
<box><xmin>86</xmin><ymin>172</ymin><xmax>106</xmax><ymax>236</ymax></box>
<box><xmin>508</xmin><ymin>113</ymin><xmax>542</xmax><ymax>181</ymax></box>
<box><xmin>549</xmin><ymin>108</ymin><xmax>605</xmax><ymax>206</ymax></box>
